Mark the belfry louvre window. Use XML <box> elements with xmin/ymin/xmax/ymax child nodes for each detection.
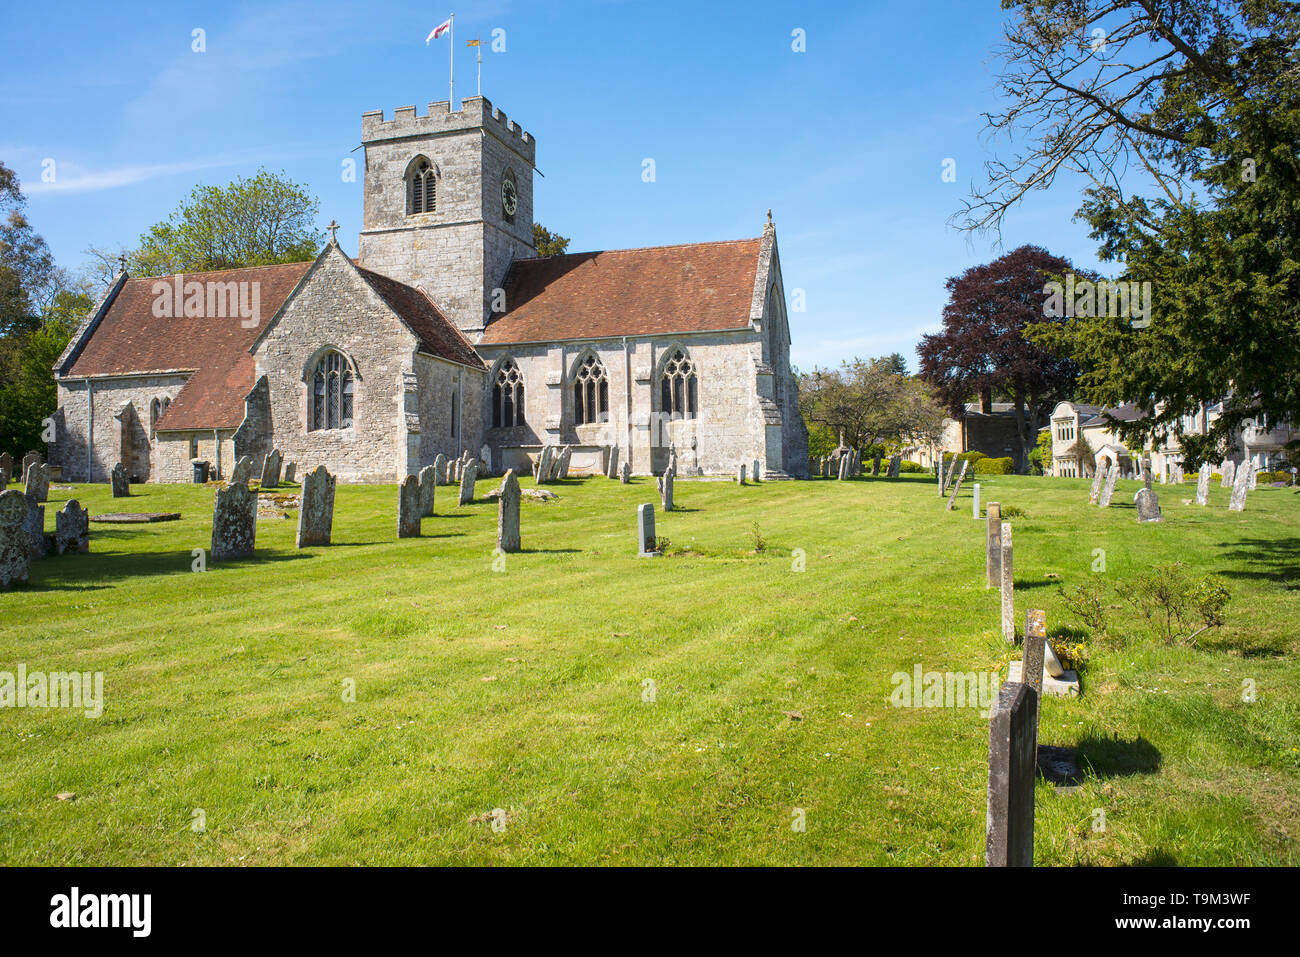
<box><xmin>659</xmin><ymin>348</ymin><xmax>698</xmax><ymax>419</ymax></box>
<box><xmin>310</xmin><ymin>352</ymin><xmax>354</xmax><ymax>431</ymax></box>
<box><xmin>493</xmin><ymin>358</ymin><xmax>525</xmax><ymax>428</ymax></box>
<box><xmin>573</xmin><ymin>354</ymin><xmax>609</xmax><ymax>425</ymax></box>
<box><xmin>408</xmin><ymin>159</ymin><xmax>436</xmax><ymax>214</ymax></box>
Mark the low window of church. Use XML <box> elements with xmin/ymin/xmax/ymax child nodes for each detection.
<box><xmin>660</xmin><ymin>348</ymin><xmax>698</xmax><ymax>420</ymax></box>
<box><xmin>493</xmin><ymin>358</ymin><xmax>525</xmax><ymax>428</ymax></box>
<box><xmin>310</xmin><ymin>352</ymin><xmax>355</xmax><ymax>432</ymax></box>
<box><xmin>408</xmin><ymin>158</ymin><xmax>436</xmax><ymax>214</ymax></box>
<box><xmin>573</xmin><ymin>354</ymin><xmax>609</xmax><ymax>425</ymax></box>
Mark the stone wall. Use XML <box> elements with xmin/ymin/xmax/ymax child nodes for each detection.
<box><xmin>413</xmin><ymin>352</ymin><xmax>487</xmax><ymax>470</ymax></box>
<box><xmin>50</xmin><ymin>374</ymin><xmax>189</xmax><ymax>482</ymax></box>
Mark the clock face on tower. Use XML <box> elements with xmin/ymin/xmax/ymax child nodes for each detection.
<box><xmin>501</xmin><ymin>173</ymin><xmax>518</xmax><ymax>217</ymax></box>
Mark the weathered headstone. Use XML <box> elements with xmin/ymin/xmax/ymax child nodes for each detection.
<box><xmin>940</xmin><ymin>455</ymin><xmax>956</xmax><ymax>495</ymax></box>
<box><xmin>535</xmin><ymin>446</ymin><xmax>551</xmax><ymax>484</ymax></box>
<box><xmin>620</xmin><ymin>461</ymin><xmax>631</xmax><ymax>484</ymax></box>
<box><xmin>1141</xmin><ymin>456</ymin><xmax>1153</xmax><ymax>490</ymax></box>
<box><xmin>945</xmin><ymin>460</ymin><xmax>968</xmax><ymax>511</ymax></box>
<box><xmin>1087</xmin><ymin>467</ymin><xmax>1105</xmax><ymax>504</ymax></box>
<box><xmin>284</xmin><ymin>462</ymin><xmax>297</xmax><ymax>483</ymax></box>
<box><xmin>556</xmin><ymin>447</ymin><xmax>572</xmax><ymax>479</ymax></box>
<box><xmin>398</xmin><ymin>475</ymin><xmax>422</xmax><ymax>537</ymax></box>
<box><xmin>1097</xmin><ymin>464</ymin><xmax>1120</xmax><ymax>507</ymax></box>
<box><xmin>986</xmin><ymin>502</ymin><xmax>1002</xmax><ymax>589</ymax></box>
<box><xmin>211</xmin><ymin>482</ymin><xmax>256</xmax><ymax>560</ymax></box>
<box><xmin>24</xmin><ymin>462</ymin><xmax>50</xmax><ymax>503</ymax></box>
<box><xmin>607</xmin><ymin>446</ymin><xmax>620</xmax><ymax>480</ymax></box>
<box><xmin>229</xmin><ymin>455</ymin><xmax>255</xmax><ymax>486</ymax></box>
<box><xmin>296</xmin><ymin>466</ymin><xmax>336</xmax><ymax>547</ymax></box>
<box><xmin>887</xmin><ymin>455</ymin><xmax>901</xmax><ymax>479</ymax></box>
<box><xmin>497</xmin><ymin>469</ymin><xmax>521</xmax><ymax>553</ymax></box>
<box><xmin>972</xmin><ymin>482</ymin><xmax>981</xmax><ymax>520</ymax></box>
<box><xmin>418</xmin><ymin>465</ymin><xmax>437</xmax><ymax>517</ymax></box>
<box><xmin>0</xmin><ymin>452</ymin><xmax>12</xmax><ymax>487</ymax></box>
<box><xmin>1195</xmin><ymin>463</ymin><xmax>1211</xmax><ymax>506</ymax></box>
<box><xmin>433</xmin><ymin>453</ymin><xmax>448</xmax><ymax>486</ymax></box>
<box><xmin>1000</xmin><ymin>522</ymin><xmax>1014</xmax><ymax>642</ymax></box>
<box><xmin>1221</xmin><ymin>460</ymin><xmax>1235</xmax><ymax>489</ymax></box>
<box><xmin>1134</xmin><ymin>487</ymin><xmax>1163</xmax><ymax>522</ymax></box>
<box><xmin>752</xmin><ymin>459</ymin><xmax>761</xmax><ymax>483</ymax></box>
<box><xmin>20</xmin><ymin>451</ymin><xmax>41</xmax><ymax>486</ymax></box>
<box><xmin>1023</xmin><ymin>610</ymin><xmax>1047</xmax><ymax>701</ymax></box>
<box><xmin>986</xmin><ymin>681</ymin><xmax>1038</xmax><ymax>867</ymax></box>
<box><xmin>110</xmin><ymin>462</ymin><xmax>130</xmax><ymax>498</ymax></box>
<box><xmin>660</xmin><ymin>467</ymin><xmax>675</xmax><ymax>512</ymax></box>
<box><xmin>637</xmin><ymin>503</ymin><xmax>658</xmax><ymax>557</ymax></box>
<box><xmin>837</xmin><ymin>454</ymin><xmax>849</xmax><ymax>481</ymax></box>
<box><xmin>873</xmin><ymin>454</ymin><xmax>882</xmax><ymax>477</ymax></box>
<box><xmin>55</xmin><ymin>499</ymin><xmax>89</xmax><ymax>555</ymax></box>
<box><xmin>1248</xmin><ymin>462</ymin><xmax>1257</xmax><ymax>491</ymax></box>
<box><xmin>738</xmin><ymin>464</ymin><xmax>747</xmax><ymax>485</ymax></box>
<box><xmin>458</xmin><ymin>460</ymin><xmax>478</xmax><ymax>506</ymax></box>
<box><xmin>1228</xmin><ymin>460</ymin><xmax>1251</xmax><ymax>512</ymax></box>
<box><xmin>0</xmin><ymin>490</ymin><xmax>31</xmax><ymax>587</ymax></box>
<box><xmin>260</xmin><ymin>449</ymin><xmax>283</xmax><ymax>488</ymax></box>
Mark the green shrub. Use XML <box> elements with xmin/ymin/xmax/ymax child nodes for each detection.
<box><xmin>973</xmin><ymin>456</ymin><xmax>1014</xmax><ymax>474</ymax></box>
<box><xmin>957</xmin><ymin>450</ymin><xmax>987</xmax><ymax>464</ymax></box>
<box><xmin>899</xmin><ymin>460</ymin><xmax>924</xmax><ymax>473</ymax></box>
<box><xmin>981</xmin><ymin>503</ymin><xmax>1025</xmax><ymax>519</ymax></box>
<box><xmin>1256</xmin><ymin>470</ymin><xmax>1291</xmax><ymax>485</ymax></box>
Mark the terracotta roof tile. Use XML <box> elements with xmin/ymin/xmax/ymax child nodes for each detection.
<box><xmin>354</xmin><ymin>266</ymin><xmax>484</xmax><ymax>369</ymax></box>
<box><xmin>479</xmin><ymin>238</ymin><xmax>762</xmax><ymax>345</ymax></box>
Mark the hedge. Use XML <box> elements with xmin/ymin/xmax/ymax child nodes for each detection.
<box><xmin>973</xmin><ymin>456</ymin><xmax>1014</xmax><ymax>474</ymax></box>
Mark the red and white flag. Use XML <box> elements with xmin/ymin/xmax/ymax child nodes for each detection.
<box><xmin>426</xmin><ymin>18</ymin><xmax>451</xmax><ymax>43</ymax></box>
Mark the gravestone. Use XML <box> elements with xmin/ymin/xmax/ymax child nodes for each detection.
<box><xmin>940</xmin><ymin>455</ymin><xmax>956</xmax><ymax>495</ymax></box>
<box><xmin>945</xmin><ymin>460</ymin><xmax>968</xmax><ymax>511</ymax></box>
<box><xmin>837</xmin><ymin>455</ymin><xmax>849</xmax><ymax>481</ymax></box>
<box><xmin>986</xmin><ymin>502</ymin><xmax>1002</xmax><ymax>589</ymax></box>
<box><xmin>260</xmin><ymin>449</ymin><xmax>283</xmax><ymax>488</ymax></box>
<box><xmin>433</xmin><ymin>453</ymin><xmax>448</xmax><ymax>486</ymax></box>
<box><xmin>738</xmin><ymin>464</ymin><xmax>747</xmax><ymax>485</ymax></box>
<box><xmin>110</xmin><ymin>462</ymin><xmax>130</xmax><ymax>498</ymax></box>
<box><xmin>497</xmin><ymin>469</ymin><xmax>521</xmax><ymax>553</ymax></box>
<box><xmin>887</xmin><ymin>455</ymin><xmax>901</xmax><ymax>479</ymax></box>
<box><xmin>986</xmin><ymin>681</ymin><xmax>1038</xmax><ymax>867</ymax></box>
<box><xmin>1087</xmin><ymin>467</ymin><xmax>1105</xmax><ymax>504</ymax></box>
<box><xmin>1135</xmin><ymin>487</ymin><xmax>1163</xmax><ymax>522</ymax></box>
<box><xmin>1228</xmin><ymin>460</ymin><xmax>1251</xmax><ymax>512</ymax></box>
<box><xmin>752</xmin><ymin>459</ymin><xmax>761</xmax><ymax>483</ymax></box>
<box><xmin>0</xmin><ymin>452</ymin><xmax>11</xmax><ymax>486</ymax></box>
<box><xmin>55</xmin><ymin>499</ymin><xmax>89</xmax><ymax>555</ymax></box>
<box><xmin>1195</xmin><ymin>464</ymin><xmax>1211</xmax><ymax>506</ymax></box>
<box><xmin>296</xmin><ymin>466</ymin><xmax>336</xmax><ymax>547</ymax></box>
<box><xmin>848</xmin><ymin>449</ymin><xmax>858</xmax><ymax>477</ymax></box>
<box><xmin>284</xmin><ymin>462</ymin><xmax>297</xmax><ymax>484</ymax></box>
<box><xmin>607</xmin><ymin>446</ymin><xmax>620</xmax><ymax>480</ymax></box>
<box><xmin>1000</xmin><ymin>522</ymin><xmax>1014</xmax><ymax>642</ymax></box>
<box><xmin>0</xmin><ymin>490</ymin><xmax>31</xmax><ymax>587</ymax></box>
<box><xmin>1248</xmin><ymin>463</ymin><xmax>1257</xmax><ymax>491</ymax></box>
<box><xmin>555</xmin><ymin>447</ymin><xmax>572</xmax><ymax>480</ymax></box>
<box><xmin>211</xmin><ymin>482</ymin><xmax>256</xmax><ymax>560</ymax></box>
<box><xmin>418</xmin><ymin>465</ymin><xmax>437</xmax><ymax>517</ymax></box>
<box><xmin>536</xmin><ymin>447</ymin><xmax>551</xmax><ymax>484</ymax></box>
<box><xmin>25</xmin><ymin>462</ymin><xmax>50</xmax><ymax>503</ymax></box>
<box><xmin>1097</xmin><ymin>464</ymin><xmax>1120</xmax><ymax>507</ymax></box>
<box><xmin>872</xmin><ymin>454</ymin><xmax>882</xmax><ymax>477</ymax></box>
<box><xmin>397</xmin><ymin>475</ymin><xmax>422</xmax><ymax>537</ymax></box>
<box><xmin>458</xmin><ymin>460</ymin><xmax>478</xmax><ymax>506</ymax></box>
<box><xmin>972</xmin><ymin>482</ymin><xmax>981</xmax><ymax>520</ymax></box>
<box><xmin>21</xmin><ymin>487</ymin><xmax>46</xmax><ymax>560</ymax></box>
<box><xmin>1008</xmin><ymin>608</ymin><xmax>1079</xmax><ymax>697</ymax></box>
<box><xmin>637</xmin><ymin>503</ymin><xmax>658</xmax><ymax>557</ymax></box>
<box><xmin>20</xmin><ymin>451</ymin><xmax>41</xmax><ymax>486</ymax></box>
<box><xmin>660</xmin><ymin>467</ymin><xmax>675</xmax><ymax>512</ymax></box>
<box><xmin>229</xmin><ymin>455</ymin><xmax>255</xmax><ymax>486</ymax></box>
<box><xmin>1220</xmin><ymin>460</ymin><xmax>1235</xmax><ymax>489</ymax></box>
<box><xmin>1022</xmin><ymin>610</ymin><xmax>1047</xmax><ymax>701</ymax></box>
<box><xmin>620</xmin><ymin>461</ymin><xmax>631</xmax><ymax>484</ymax></box>
<box><xmin>1141</xmin><ymin>456</ymin><xmax>1153</xmax><ymax>490</ymax></box>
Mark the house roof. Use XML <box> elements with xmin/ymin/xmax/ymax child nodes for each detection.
<box><xmin>354</xmin><ymin>265</ymin><xmax>483</xmax><ymax>369</ymax></box>
<box><xmin>1080</xmin><ymin>402</ymin><xmax>1148</xmax><ymax>428</ymax></box>
<box><xmin>478</xmin><ymin>238</ymin><xmax>764</xmax><ymax>345</ymax></box>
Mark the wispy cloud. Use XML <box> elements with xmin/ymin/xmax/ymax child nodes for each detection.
<box><xmin>24</xmin><ymin>156</ymin><xmax>242</xmax><ymax>195</ymax></box>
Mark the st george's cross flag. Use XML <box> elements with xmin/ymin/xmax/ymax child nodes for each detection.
<box><xmin>426</xmin><ymin>18</ymin><xmax>452</xmax><ymax>43</ymax></box>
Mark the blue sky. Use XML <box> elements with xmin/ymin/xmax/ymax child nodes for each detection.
<box><xmin>1</xmin><ymin>0</ymin><xmax>1111</xmax><ymax>370</ymax></box>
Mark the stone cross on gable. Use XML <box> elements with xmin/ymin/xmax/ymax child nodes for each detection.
<box><xmin>327</xmin><ymin>220</ymin><xmax>340</xmax><ymax>245</ymax></box>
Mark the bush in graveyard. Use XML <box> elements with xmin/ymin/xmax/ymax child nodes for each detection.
<box><xmin>749</xmin><ymin>521</ymin><xmax>766</xmax><ymax>554</ymax></box>
<box><xmin>981</xmin><ymin>502</ymin><xmax>1025</xmax><ymax>519</ymax></box>
<box><xmin>898</xmin><ymin>460</ymin><xmax>924</xmax><ymax>473</ymax></box>
<box><xmin>1114</xmin><ymin>563</ymin><xmax>1231</xmax><ymax>646</ymax></box>
<box><xmin>1255</xmin><ymin>470</ymin><xmax>1290</xmax><ymax>485</ymax></box>
<box><xmin>973</xmin><ymin>456</ymin><xmax>1014</xmax><ymax>475</ymax></box>
<box><xmin>1059</xmin><ymin>579</ymin><xmax>1111</xmax><ymax>646</ymax></box>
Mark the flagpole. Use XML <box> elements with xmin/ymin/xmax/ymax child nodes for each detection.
<box><xmin>449</xmin><ymin>14</ymin><xmax>455</xmax><ymax>108</ymax></box>
<box><xmin>477</xmin><ymin>37</ymin><xmax>482</xmax><ymax>95</ymax></box>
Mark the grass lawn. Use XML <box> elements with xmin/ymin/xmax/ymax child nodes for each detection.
<box><xmin>1</xmin><ymin>470</ymin><xmax>1297</xmax><ymax>865</ymax></box>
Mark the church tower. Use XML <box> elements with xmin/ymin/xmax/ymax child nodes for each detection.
<box><xmin>358</xmin><ymin>96</ymin><xmax>536</xmax><ymax>338</ymax></box>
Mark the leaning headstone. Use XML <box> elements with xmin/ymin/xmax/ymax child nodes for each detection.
<box><xmin>986</xmin><ymin>502</ymin><xmax>1002</xmax><ymax>589</ymax></box>
<box><xmin>1228</xmin><ymin>460</ymin><xmax>1251</xmax><ymax>512</ymax></box>
<box><xmin>458</xmin><ymin>460</ymin><xmax>478</xmax><ymax>506</ymax></box>
<box><xmin>945</xmin><ymin>460</ymin><xmax>968</xmax><ymax>511</ymax></box>
<box><xmin>0</xmin><ymin>452</ymin><xmax>12</xmax><ymax>486</ymax></box>
<box><xmin>1087</xmin><ymin>467</ymin><xmax>1105</xmax><ymax>505</ymax></box>
<box><xmin>972</xmin><ymin>482</ymin><xmax>981</xmax><ymax>521</ymax></box>
<box><xmin>887</xmin><ymin>455</ymin><xmax>901</xmax><ymax>479</ymax></box>
<box><xmin>556</xmin><ymin>447</ymin><xmax>572</xmax><ymax>479</ymax></box>
<box><xmin>738</xmin><ymin>464</ymin><xmax>747</xmax><ymax>485</ymax></box>
<box><xmin>1135</xmin><ymin>487</ymin><xmax>1163</xmax><ymax>522</ymax></box>
<box><xmin>986</xmin><ymin>682</ymin><xmax>1038</xmax><ymax>867</ymax></box>
<box><xmin>660</xmin><ymin>467</ymin><xmax>675</xmax><ymax>512</ymax></box>
<box><xmin>620</xmin><ymin>461</ymin><xmax>631</xmax><ymax>484</ymax></box>
<box><xmin>211</xmin><ymin>482</ymin><xmax>256</xmax><ymax>560</ymax></box>
<box><xmin>433</xmin><ymin>453</ymin><xmax>448</xmax><ymax>486</ymax></box>
<box><xmin>1220</xmin><ymin>460</ymin><xmax>1235</xmax><ymax>489</ymax></box>
<box><xmin>55</xmin><ymin>499</ymin><xmax>89</xmax><ymax>555</ymax></box>
<box><xmin>260</xmin><ymin>449</ymin><xmax>283</xmax><ymax>489</ymax></box>
<box><xmin>418</xmin><ymin>465</ymin><xmax>437</xmax><ymax>517</ymax></box>
<box><xmin>637</xmin><ymin>504</ymin><xmax>658</xmax><ymax>557</ymax></box>
<box><xmin>497</xmin><ymin>469</ymin><xmax>521</xmax><ymax>553</ymax></box>
<box><xmin>1097</xmin><ymin>464</ymin><xmax>1120</xmax><ymax>507</ymax></box>
<box><xmin>837</xmin><ymin>455</ymin><xmax>849</xmax><ymax>481</ymax></box>
<box><xmin>872</xmin><ymin>454</ymin><xmax>882</xmax><ymax>477</ymax></box>
<box><xmin>752</xmin><ymin>459</ymin><xmax>761</xmax><ymax>483</ymax></box>
<box><xmin>229</xmin><ymin>455</ymin><xmax>255</xmax><ymax>486</ymax></box>
<box><xmin>0</xmin><ymin>490</ymin><xmax>31</xmax><ymax>587</ymax></box>
<box><xmin>1248</xmin><ymin>463</ymin><xmax>1257</xmax><ymax>491</ymax></box>
<box><xmin>607</xmin><ymin>446</ymin><xmax>620</xmax><ymax>480</ymax></box>
<box><xmin>1022</xmin><ymin>610</ymin><xmax>1047</xmax><ymax>702</ymax></box>
<box><xmin>110</xmin><ymin>462</ymin><xmax>130</xmax><ymax>498</ymax></box>
<box><xmin>20</xmin><ymin>452</ymin><xmax>41</xmax><ymax>486</ymax></box>
<box><xmin>397</xmin><ymin>475</ymin><xmax>422</xmax><ymax>537</ymax></box>
<box><xmin>284</xmin><ymin>462</ymin><xmax>297</xmax><ymax>484</ymax></box>
<box><xmin>296</xmin><ymin>466</ymin><xmax>336</xmax><ymax>547</ymax></box>
<box><xmin>536</xmin><ymin>446</ymin><xmax>552</xmax><ymax>484</ymax></box>
<box><xmin>940</xmin><ymin>455</ymin><xmax>956</xmax><ymax>495</ymax></box>
<box><xmin>1195</xmin><ymin>464</ymin><xmax>1211</xmax><ymax>506</ymax></box>
<box><xmin>24</xmin><ymin>462</ymin><xmax>50</xmax><ymax>503</ymax></box>
<box><xmin>1000</xmin><ymin>522</ymin><xmax>1014</xmax><ymax>642</ymax></box>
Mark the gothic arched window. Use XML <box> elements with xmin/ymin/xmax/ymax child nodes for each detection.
<box><xmin>309</xmin><ymin>351</ymin><xmax>355</xmax><ymax>431</ymax></box>
<box><xmin>659</xmin><ymin>348</ymin><xmax>698</xmax><ymax>420</ymax></box>
<box><xmin>407</xmin><ymin>158</ymin><xmax>436</xmax><ymax>214</ymax></box>
<box><xmin>150</xmin><ymin>398</ymin><xmax>162</xmax><ymax>438</ymax></box>
<box><xmin>492</xmin><ymin>358</ymin><xmax>525</xmax><ymax>428</ymax></box>
<box><xmin>573</xmin><ymin>353</ymin><xmax>609</xmax><ymax>425</ymax></box>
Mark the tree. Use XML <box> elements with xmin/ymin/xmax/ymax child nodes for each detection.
<box><xmin>533</xmin><ymin>223</ymin><xmax>570</xmax><ymax>257</ymax></box>
<box><xmin>0</xmin><ymin>161</ymin><xmax>55</xmax><ymax>336</ymax></box>
<box><xmin>130</xmin><ymin>168</ymin><xmax>323</xmax><ymax>275</ymax></box>
<box><xmin>962</xmin><ymin>0</ymin><xmax>1300</xmax><ymax>466</ymax></box>
<box><xmin>1029</xmin><ymin>428</ymin><xmax>1053</xmax><ymax>474</ymax></box>
<box><xmin>0</xmin><ymin>299</ymin><xmax>82</xmax><ymax>460</ymax></box>
<box><xmin>799</xmin><ymin>356</ymin><xmax>948</xmax><ymax>453</ymax></box>
<box><xmin>919</xmin><ymin>245</ymin><xmax>1080</xmax><ymax>473</ymax></box>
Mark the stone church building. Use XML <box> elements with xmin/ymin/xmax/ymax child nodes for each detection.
<box><xmin>48</xmin><ymin>96</ymin><xmax>808</xmax><ymax>483</ymax></box>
